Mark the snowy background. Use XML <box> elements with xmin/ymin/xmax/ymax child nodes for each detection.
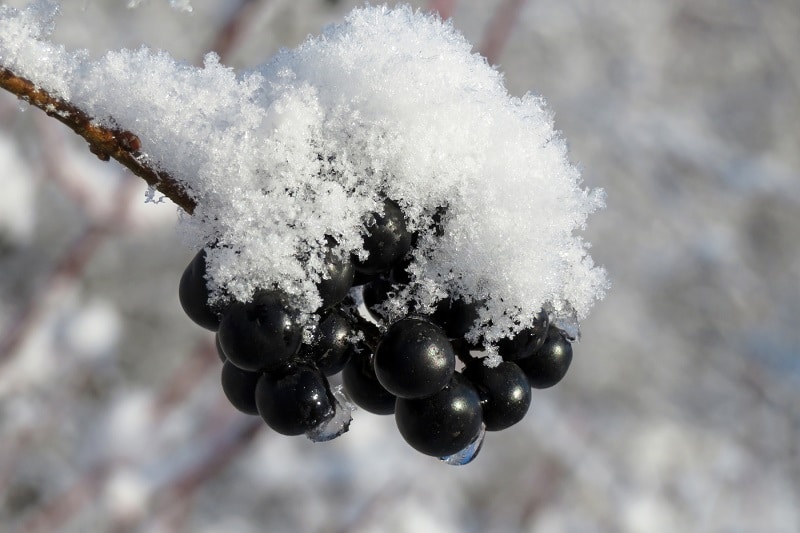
<box><xmin>1</xmin><ymin>0</ymin><xmax>798</xmax><ymax>532</ymax></box>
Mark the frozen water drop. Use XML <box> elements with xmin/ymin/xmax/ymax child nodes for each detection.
<box><xmin>550</xmin><ymin>305</ymin><xmax>581</xmax><ymax>341</ymax></box>
<box><xmin>306</xmin><ymin>385</ymin><xmax>355</xmax><ymax>442</ymax></box>
<box><xmin>440</xmin><ymin>424</ymin><xmax>485</xmax><ymax>466</ymax></box>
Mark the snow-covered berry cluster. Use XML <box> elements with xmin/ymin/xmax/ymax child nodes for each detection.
<box><xmin>180</xmin><ymin>196</ymin><xmax>577</xmax><ymax>463</ymax></box>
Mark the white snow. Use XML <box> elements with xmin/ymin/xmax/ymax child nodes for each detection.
<box><xmin>0</xmin><ymin>1</ymin><xmax>606</xmax><ymax>345</ymax></box>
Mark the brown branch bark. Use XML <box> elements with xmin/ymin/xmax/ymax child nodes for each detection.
<box><xmin>0</xmin><ymin>66</ymin><xmax>197</xmax><ymax>214</ymax></box>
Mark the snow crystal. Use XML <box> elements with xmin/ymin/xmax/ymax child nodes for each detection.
<box><xmin>0</xmin><ymin>2</ymin><xmax>608</xmax><ymax>344</ymax></box>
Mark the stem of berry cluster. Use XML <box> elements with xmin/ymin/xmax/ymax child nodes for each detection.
<box><xmin>0</xmin><ymin>66</ymin><xmax>197</xmax><ymax>214</ymax></box>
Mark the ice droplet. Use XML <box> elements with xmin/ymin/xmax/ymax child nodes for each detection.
<box><xmin>550</xmin><ymin>305</ymin><xmax>581</xmax><ymax>341</ymax></box>
<box><xmin>440</xmin><ymin>424</ymin><xmax>486</xmax><ymax>466</ymax></box>
<box><xmin>306</xmin><ymin>385</ymin><xmax>354</xmax><ymax>442</ymax></box>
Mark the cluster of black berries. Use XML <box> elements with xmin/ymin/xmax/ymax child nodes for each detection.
<box><xmin>178</xmin><ymin>199</ymin><xmax>574</xmax><ymax>461</ymax></box>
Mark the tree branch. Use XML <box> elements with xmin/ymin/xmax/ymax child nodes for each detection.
<box><xmin>0</xmin><ymin>66</ymin><xmax>197</xmax><ymax>214</ymax></box>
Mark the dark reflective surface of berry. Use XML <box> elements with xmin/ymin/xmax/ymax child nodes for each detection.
<box><xmin>179</xmin><ymin>250</ymin><xmax>222</xmax><ymax>331</ymax></box>
<box><xmin>374</xmin><ymin>318</ymin><xmax>455</xmax><ymax>399</ymax></box>
<box><xmin>517</xmin><ymin>328</ymin><xmax>573</xmax><ymax>389</ymax></box>
<box><xmin>355</xmin><ymin>200</ymin><xmax>412</xmax><ymax>275</ymax></box>
<box><xmin>431</xmin><ymin>298</ymin><xmax>481</xmax><ymax>339</ymax></box>
<box><xmin>395</xmin><ymin>373</ymin><xmax>483</xmax><ymax>457</ymax></box>
<box><xmin>255</xmin><ymin>365</ymin><xmax>335</xmax><ymax>436</ymax></box>
<box><xmin>317</xmin><ymin>238</ymin><xmax>355</xmax><ymax>309</ymax></box>
<box><xmin>218</xmin><ymin>290</ymin><xmax>303</xmax><ymax>372</ymax></box>
<box><xmin>308</xmin><ymin>310</ymin><xmax>356</xmax><ymax>376</ymax></box>
<box><xmin>497</xmin><ymin>310</ymin><xmax>550</xmax><ymax>361</ymax></box>
<box><xmin>221</xmin><ymin>361</ymin><xmax>260</xmax><ymax>415</ymax></box>
<box><xmin>464</xmin><ymin>361</ymin><xmax>531</xmax><ymax>431</ymax></box>
<box><xmin>215</xmin><ymin>333</ymin><xmax>227</xmax><ymax>363</ymax></box>
<box><xmin>362</xmin><ymin>276</ymin><xmax>393</xmax><ymax>320</ymax></box>
<box><xmin>342</xmin><ymin>347</ymin><xmax>396</xmax><ymax>415</ymax></box>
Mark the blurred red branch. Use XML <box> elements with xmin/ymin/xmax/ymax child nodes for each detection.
<box><xmin>427</xmin><ymin>0</ymin><xmax>458</xmax><ymax>20</ymax></box>
<box><xmin>479</xmin><ymin>0</ymin><xmax>527</xmax><ymax>65</ymax></box>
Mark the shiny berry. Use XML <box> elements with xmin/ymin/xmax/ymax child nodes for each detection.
<box><xmin>431</xmin><ymin>298</ymin><xmax>481</xmax><ymax>339</ymax></box>
<box><xmin>374</xmin><ymin>318</ymin><xmax>455</xmax><ymax>399</ymax></box>
<box><xmin>464</xmin><ymin>361</ymin><xmax>531</xmax><ymax>431</ymax></box>
<box><xmin>517</xmin><ymin>328</ymin><xmax>573</xmax><ymax>389</ymax></box>
<box><xmin>220</xmin><ymin>361</ymin><xmax>260</xmax><ymax>415</ymax></box>
<box><xmin>317</xmin><ymin>237</ymin><xmax>355</xmax><ymax>309</ymax></box>
<box><xmin>178</xmin><ymin>250</ymin><xmax>222</xmax><ymax>331</ymax></box>
<box><xmin>395</xmin><ymin>373</ymin><xmax>483</xmax><ymax>457</ymax></box>
<box><xmin>497</xmin><ymin>310</ymin><xmax>550</xmax><ymax>361</ymax></box>
<box><xmin>308</xmin><ymin>310</ymin><xmax>356</xmax><ymax>376</ymax></box>
<box><xmin>362</xmin><ymin>276</ymin><xmax>393</xmax><ymax>320</ymax></box>
<box><xmin>255</xmin><ymin>365</ymin><xmax>335</xmax><ymax>436</ymax></box>
<box><xmin>342</xmin><ymin>347</ymin><xmax>396</xmax><ymax>415</ymax></box>
<box><xmin>355</xmin><ymin>199</ymin><xmax>412</xmax><ymax>274</ymax></box>
<box><xmin>217</xmin><ymin>290</ymin><xmax>303</xmax><ymax>372</ymax></box>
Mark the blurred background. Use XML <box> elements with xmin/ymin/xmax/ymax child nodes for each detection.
<box><xmin>1</xmin><ymin>0</ymin><xmax>798</xmax><ymax>531</ymax></box>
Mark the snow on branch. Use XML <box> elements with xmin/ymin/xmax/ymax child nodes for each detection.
<box><xmin>0</xmin><ymin>66</ymin><xmax>197</xmax><ymax>214</ymax></box>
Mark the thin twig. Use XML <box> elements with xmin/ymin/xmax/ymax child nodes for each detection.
<box><xmin>0</xmin><ymin>67</ymin><xmax>196</xmax><ymax>214</ymax></box>
<box><xmin>206</xmin><ymin>0</ymin><xmax>263</xmax><ymax>63</ymax></box>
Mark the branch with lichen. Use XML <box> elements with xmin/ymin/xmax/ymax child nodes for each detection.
<box><xmin>0</xmin><ymin>66</ymin><xmax>196</xmax><ymax>214</ymax></box>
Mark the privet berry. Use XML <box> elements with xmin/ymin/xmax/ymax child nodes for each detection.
<box><xmin>355</xmin><ymin>199</ymin><xmax>412</xmax><ymax>275</ymax></box>
<box><xmin>178</xmin><ymin>250</ymin><xmax>222</xmax><ymax>331</ymax></box>
<box><xmin>255</xmin><ymin>364</ymin><xmax>335</xmax><ymax>436</ymax></box>
<box><xmin>374</xmin><ymin>317</ymin><xmax>455</xmax><ymax>399</ymax></box>
<box><xmin>517</xmin><ymin>328</ymin><xmax>573</xmax><ymax>389</ymax></box>
<box><xmin>395</xmin><ymin>373</ymin><xmax>483</xmax><ymax>457</ymax></box>
<box><xmin>317</xmin><ymin>237</ymin><xmax>355</xmax><ymax>309</ymax></box>
<box><xmin>342</xmin><ymin>347</ymin><xmax>397</xmax><ymax>415</ymax></box>
<box><xmin>431</xmin><ymin>297</ymin><xmax>482</xmax><ymax>339</ymax></box>
<box><xmin>217</xmin><ymin>290</ymin><xmax>303</xmax><ymax>372</ymax></box>
<box><xmin>307</xmin><ymin>309</ymin><xmax>356</xmax><ymax>376</ymax></box>
<box><xmin>220</xmin><ymin>361</ymin><xmax>260</xmax><ymax>415</ymax></box>
<box><xmin>464</xmin><ymin>361</ymin><xmax>531</xmax><ymax>431</ymax></box>
<box><xmin>497</xmin><ymin>309</ymin><xmax>550</xmax><ymax>361</ymax></box>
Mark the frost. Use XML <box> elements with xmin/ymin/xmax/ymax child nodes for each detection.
<box><xmin>0</xmin><ymin>2</ymin><xmax>607</xmax><ymax>343</ymax></box>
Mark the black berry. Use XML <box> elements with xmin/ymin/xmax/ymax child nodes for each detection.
<box><xmin>217</xmin><ymin>290</ymin><xmax>303</xmax><ymax>372</ymax></box>
<box><xmin>342</xmin><ymin>347</ymin><xmax>396</xmax><ymax>415</ymax></box>
<box><xmin>255</xmin><ymin>365</ymin><xmax>335</xmax><ymax>436</ymax></box>
<box><xmin>362</xmin><ymin>276</ymin><xmax>393</xmax><ymax>320</ymax></box>
<box><xmin>374</xmin><ymin>317</ymin><xmax>455</xmax><ymax>399</ymax></box>
<box><xmin>431</xmin><ymin>297</ymin><xmax>481</xmax><ymax>339</ymax></box>
<box><xmin>355</xmin><ymin>199</ymin><xmax>412</xmax><ymax>274</ymax></box>
<box><xmin>317</xmin><ymin>237</ymin><xmax>355</xmax><ymax>309</ymax></box>
<box><xmin>215</xmin><ymin>333</ymin><xmax>227</xmax><ymax>363</ymax></box>
<box><xmin>464</xmin><ymin>361</ymin><xmax>531</xmax><ymax>431</ymax></box>
<box><xmin>220</xmin><ymin>361</ymin><xmax>260</xmax><ymax>415</ymax></box>
<box><xmin>395</xmin><ymin>373</ymin><xmax>483</xmax><ymax>457</ymax></box>
<box><xmin>178</xmin><ymin>250</ymin><xmax>222</xmax><ymax>331</ymax></box>
<box><xmin>497</xmin><ymin>310</ymin><xmax>550</xmax><ymax>361</ymax></box>
<box><xmin>517</xmin><ymin>328</ymin><xmax>573</xmax><ymax>389</ymax></box>
<box><xmin>307</xmin><ymin>309</ymin><xmax>356</xmax><ymax>376</ymax></box>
